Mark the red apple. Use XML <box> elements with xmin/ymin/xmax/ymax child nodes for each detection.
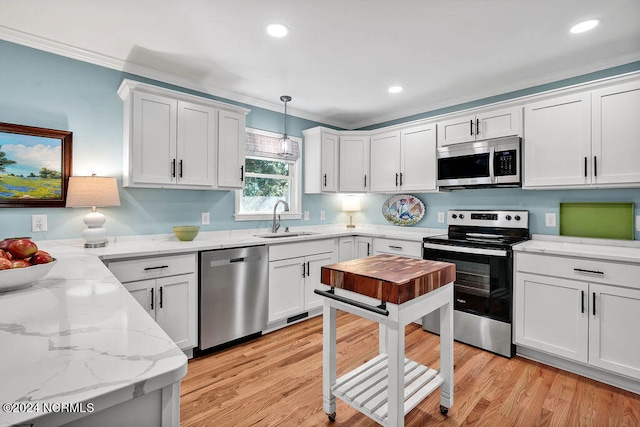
<box><xmin>0</xmin><ymin>239</ymin><xmax>15</xmax><ymax>251</ymax></box>
<box><xmin>8</xmin><ymin>239</ymin><xmax>38</xmax><ymax>260</ymax></box>
<box><xmin>0</xmin><ymin>249</ymin><xmax>6</xmax><ymax>258</ymax></box>
<box><xmin>10</xmin><ymin>259</ymin><xmax>31</xmax><ymax>268</ymax></box>
<box><xmin>31</xmin><ymin>250</ymin><xmax>54</xmax><ymax>265</ymax></box>
<box><xmin>0</xmin><ymin>258</ymin><xmax>11</xmax><ymax>270</ymax></box>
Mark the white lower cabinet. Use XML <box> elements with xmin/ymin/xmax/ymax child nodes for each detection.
<box><xmin>355</xmin><ymin>236</ymin><xmax>373</xmax><ymax>258</ymax></box>
<box><xmin>107</xmin><ymin>254</ymin><xmax>198</xmax><ymax>351</ymax></box>
<box><xmin>514</xmin><ymin>251</ymin><xmax>640</xmax><ymax>381</ymax></box>
<box><xmin>268</xmin><ymin>239</ymin><xmax>336</xmax><ymax>324</ymax></box>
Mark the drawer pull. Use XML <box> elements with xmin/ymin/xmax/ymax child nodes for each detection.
<box><xmin>581</xmin><ymin>290</ymin><xmax>585</xmax><ymax>314</ymax></box>
<box><xmin>573</xmin><ymin>268</ymin><xmax>604</xmax><ymax>275</ymax></box>
<box><xmin>593</xmin><ymin>292</ymin><xmax>596</xmax><ymax>316</ymax></box>
<box><xmin>389</xmin><ymin>245</ymin><xmax>403</xmax><ymax>250</ymax></box>
<box><xmin>144</xmin><ymin>265</ymin><xmax>169</xmax><ymax>271</ymax></box>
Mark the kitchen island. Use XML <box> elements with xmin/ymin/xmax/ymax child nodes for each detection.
<box><xmin>0</xmin><ymin>254</ymin><xmax>187</xmax><ymax>427</ymax></box>
<box><xmin>318</xmin><ymin>255</ymin><xmax>456</xmax><ymax>427</ymax></box>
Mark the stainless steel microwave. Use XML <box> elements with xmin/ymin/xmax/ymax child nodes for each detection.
<box><xmin>436</xmin><ymin>136</ymin><xmax>521</xmax><ymax>189</ymax></box>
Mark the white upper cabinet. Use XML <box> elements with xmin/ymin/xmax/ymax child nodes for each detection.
<box><xmin>339</xmin><ymin>134</ymin><xmax>370</xmax><ymax>192</ymax></box>
<box><xmin>118</xmin><ymin>79</ymin><xmax>249</xmax><ymax>190</ymax></box>
<box><xmin>370</xmin><ymin>123</ymin><xmax>437</xmax><ymax>193</ymax></box>
<box><xmin>591</xmin><ymin>80</ymin><xmax>640</xmax><ymax>186</ymax></box>
<box><xmin>217</xmin><ymin>109</ymin><xmax>246</xmax><ymax>189</ymax></box>
<box><xmin>303</xmin><ymin>127</ymin><xmax>340</xmax><ymax>193</ymax></box>
<box><xmin>438</xmin><ymin>106</ymin><xmax>520</xmax><ymax>147</ymax></box>
<box><xmin>523</xmin><ymin>93</ymin><xmax>592</xmax><ymax>188</ymax></box>
<box><xmin>370</xmin><ymin>130</ymin><xmax>401</xmax><ymax>193</ymax></box>
<box><xmin>524</xmin><ymin>79</ymin><xmax>640</xmax><ymax>189</ymax></box>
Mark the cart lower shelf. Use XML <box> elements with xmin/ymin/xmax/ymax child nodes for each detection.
<box><xmin>332</xmin><ymin>354</ymin><xmax>444</xmax><ymax>424</ymax></box>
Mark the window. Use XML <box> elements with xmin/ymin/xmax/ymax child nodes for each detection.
<box><xmin>234</xmin><ymin>129</ymin><xmax>302</xmax><ymax>221</ymax></box>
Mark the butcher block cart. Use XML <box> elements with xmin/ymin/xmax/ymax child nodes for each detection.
<box><xmin>315</xmin><ymin>254</ymin><xmax>456</xmax><ymax>427</ymax></box>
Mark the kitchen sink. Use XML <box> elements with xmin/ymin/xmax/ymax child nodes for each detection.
<box><xmin>253</xmin><ymin>232</ymin><xmax>319</xmax><ymax>239</ymax></box>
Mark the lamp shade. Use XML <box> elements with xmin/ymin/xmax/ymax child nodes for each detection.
<box><xmin>66</xmin><ymin>176</ymin><xmax>120</xmax><ymax>208</ymax></box>
<box><xmin>342</xmin><ymin>196</ymin><xmax>361</xmax><ymax>212</ymax></box>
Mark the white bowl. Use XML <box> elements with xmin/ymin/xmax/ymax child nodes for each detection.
<box><xmin>0</xmin><ymin>259</ymin><xmax>57</xmax><ymax>292</ymax></box>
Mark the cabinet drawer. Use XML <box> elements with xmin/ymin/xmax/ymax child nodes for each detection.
<box><xmin>269</xmin><ymin>239</ymin><xmax>335</xmax><ymax>261</ymax></box>
<box><xmin>373</xmin><ymin>238</ymin><xmax>422</xmax><ymax>258</ymax></box>
<box><xmin>107</xmin><ymin>253</ymin><xmax>196</xmax><ymax>283</ymax></box>
<box><xmin>516</xmin><ymin>252</ymin><xmax>640</xmax><ymax>289</ymax></box>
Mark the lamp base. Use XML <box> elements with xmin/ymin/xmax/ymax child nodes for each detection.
<box><xmin>346</xmin><ymin>224</ymin><xmax>356</xmax><ymax>228</ymax></box>
<box><xmin>84</xmin><ymin>241</ymin><xmax>107</xmax><ymax>248</ymax></box>
<box><xmin>82</xmin><ymin>211</ymin><xmax>108</xmax><ymax>248</ymax></box>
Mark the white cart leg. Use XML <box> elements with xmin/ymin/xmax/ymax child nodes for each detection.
<box><xmin>378</xmin><ymin>323</ymin><xmax>387</xmax><ymax>354</ymax></box>
<box><xmin>386</xmin><ymin>324</ymin><xmax>405</xmax><ymax>427</ymax></box>
<box><xmin>439</xmin><ymin>295</ymin><xmax>454</xmax><ymax>412</ymax></box>
<box><xmin>323</xmin><ymin>303</ymin><xmax>337</xmax><ymax>420</ymax></box>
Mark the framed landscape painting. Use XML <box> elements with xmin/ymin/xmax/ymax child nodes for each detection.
<box><xmin>0</xmin><ymin>122</ymin><xmax>72</xmax><ymax>208</ymax></box>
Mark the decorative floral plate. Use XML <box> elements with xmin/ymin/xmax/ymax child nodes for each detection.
<box><xmin>381</xmin><ymin>194</ymin><xmax>425</xmax><ymax>226</ymax></box>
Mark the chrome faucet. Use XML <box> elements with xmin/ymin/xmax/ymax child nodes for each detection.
<box><xmin>272</xmin><ymin>200</ymin><xmax>290</xmax><ymax>233</ymax></box>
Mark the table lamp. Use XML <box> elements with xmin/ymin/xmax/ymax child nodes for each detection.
<box><xmin>342</xmin><ymin>196</ymin><xmax>361</xmax><ymax>228</ymax></box>
<box><xmin>66</xmin><ymin>175</ymin><xmax>121</xmax><ymax>248</ymax></box>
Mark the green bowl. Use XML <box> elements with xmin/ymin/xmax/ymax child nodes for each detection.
<box><xmin>172</xmin><ymin>226</ymin><xmax>200</xmax><ymax>241</ymax></box>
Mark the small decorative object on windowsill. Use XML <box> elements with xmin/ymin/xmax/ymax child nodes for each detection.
<box><xmin>278</xmin><ymin>95</ymin><xmax>292</xmax><ymax>157</ymax></box>
<box><xmin>66</xmin><ymin>174</ymin><xmax>120</xmax><ymax>248</ymax></box>
<box><xmin>342</xmin><ymin>196</ymin><xmax>361</xmax><ymax>228</ymax></box>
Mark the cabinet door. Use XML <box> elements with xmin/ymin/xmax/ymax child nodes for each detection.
<box><xmin>476</xmin><ymin>107</ymin><xmax>520</xmax><ymax>140</ymax></box>
<box><xmin>589</xmin><ymin>283</ymin><xmax>640</xmax><ymax>379</ymax></box>
<box><xmin>123</xmin><ymin>279</ymin><xmax>155</xmax><ymax>317</ymax></box>
<box><xmin>338</xmin><ymin>237</ymin><xmax>354</xmax><ymax>262</ymax></box>
<box><xmin>132</xmin><ymin>92</ymin><xmax>177</xmax><ymax>185</ymax></box>
<box><xmin>321</xmin><ymin>132</ymin><xmax>339</xmax><ymax>192</ymax></box>
<box><xmin>370</xmin><ymin>131</ymin><xmax>401</xmax><ymax>193</ymax></box>
<box><xmin>355</xmin><ymin>237</ymin><xmax>373</xmax><ymax>258</ymax></box>
<box><xmin>339</xmin><ymin>135</ymin><xmax>370</xmax><ymax>192</ymax></box>
<box><xmin>177</xmin><ymin>101</ymin><xmax>217</xmax><ymax>187</ymax></box>
<box><xmin>400</xmin><ymin>124</ymin><xmax>437</xmax><ymax>192</ymax></box>
<box><xmin>304</xmin><ymin>252</ymin><xmax>334</xmax><ymax>311</ymax></box>
<box><xmin>437</xmin><ymin>114</ymin><xmax>475</xmax><ymax>147</ymax></box>
<box><xmin>268</xmin><ymin>257</ymin><xmax>305</xmax><ymax>322</ymax></box>
<box><xmin>155</xmin><ymin>273</ymin><xmax>197</xmax><ymax>350</ymax></box>
<box><xmin>592</xmin><ymin>81</ymin><xmax>640</xmax><ymax>186</ymax></box>
<box><xmin>514</xmin><ymin>272</ymin><xmax>588</xmax><ymax>363</ymax></box>
<box><xmin>217</xmin><ymin>110</ymin><xmax>246</xmax><ymax>188</ymax></box>
<box><xmin>523</xmin><ymin>93</ymin><xmax>591</xmax><ymax>188</ymax></box>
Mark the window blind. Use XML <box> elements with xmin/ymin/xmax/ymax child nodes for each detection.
<box><xmin>245</xmin><ymin>131</ymin><xmax>300</xmax><ymax>161</ymax></box>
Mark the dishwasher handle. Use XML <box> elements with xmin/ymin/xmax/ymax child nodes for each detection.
<box><xmin>207</xmin><ymin>254</ymin><xmax>262</xmax><ymax>267</ymax></box>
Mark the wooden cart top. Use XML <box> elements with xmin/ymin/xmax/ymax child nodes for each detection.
<box><xmin>320</xmin><ymin>254</ymin><xmax>455</xmax><ymax>305</ymax></box>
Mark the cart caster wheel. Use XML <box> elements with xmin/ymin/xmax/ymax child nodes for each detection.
<box><xmin>439</xmin><ymin>405</ymin><xmax>449</xmax><ymax>416</ymax></box>
<box><xmin>327</xmin><ymin>412</ymin><xmax>336</xmax><ymax>422</ymax></box>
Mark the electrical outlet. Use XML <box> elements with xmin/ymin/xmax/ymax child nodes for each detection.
<box><xmin>304</xmin><ymin>211</ymin><xmax>309</xmax><ymax>221</ymax></box>
<box><xmin>545</xmin><ymin>213</ymin><xmax>557</xmax><ymax>227</ymax></box>
<box><xmin>437</xmin><ymin>212</ymin><xmax>445</xmax><ymax>223</ymax></box>
<box><xmin>320</xmin><ymin>210</ymin><xmax>326</xmax><ymax>221</ymax></box>
<box><xmin>32</xmin><ymin>214</ymin><xmax>48</xmax><ymax>232</ymax></box>
<box><xmin>201</xmin><ymin>212</ymin><xmax>210</xmax><ymax>225</ymax></box>
<box><xmin>636</xmin><ymin>215</ymin><xmax>640</xmax><ymax>231</ymax></box>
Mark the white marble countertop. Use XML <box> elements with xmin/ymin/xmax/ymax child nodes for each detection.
<box><xmin>36</xmin><ymin>224</ymin><xmax>446</xmax><ymax>261</ymax></box>
<box><xmin>0</xmin><ymin>254</ymin><xmax>187</xmax><ymax>427</ymax></box>
<box><xmin>514</xmin><ymin>234</ymin><xmax>640</xmax><ymax>264</ymax></box>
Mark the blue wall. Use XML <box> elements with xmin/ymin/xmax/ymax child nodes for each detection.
<box><xmin>0</xmin><ymin>40</ymin><xmax>638</xmax><ymax>240</ymax></box>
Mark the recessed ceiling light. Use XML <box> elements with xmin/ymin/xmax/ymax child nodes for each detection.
<box><xmin>388</xmin><ymin>86</ymin><xmax>403</xmax><ymax>94</ymax></box>
<box><xmin>267</xmin><ymin>23</ymin><xmax>289</xmax><ymax>38</ymax></box>
<box><xmin>570</xmin><ymin>19</ymin><xmax>601</xmax><ymax>34</ymax></box>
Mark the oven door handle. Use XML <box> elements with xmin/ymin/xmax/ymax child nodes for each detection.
<box><xmin>423</xmin><ymin>242</ymin><xmax>508</xmax><ymax>257</ymax></box>
<box><xmin>489</xmin><ymin>146</ymin><xmax>495</xmax><ymax>183</ymax></box>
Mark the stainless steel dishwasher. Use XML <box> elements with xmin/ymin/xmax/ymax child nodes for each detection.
<box><xmin>199</xmin><ymin>246</ymin><xmax>268</xmax><ymax>351</ymax></box>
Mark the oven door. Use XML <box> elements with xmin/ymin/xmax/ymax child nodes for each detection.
<box><xmin>423</xmin><ymin>243</ymin><xmax>512</xmax><ymax>323</ymax></box>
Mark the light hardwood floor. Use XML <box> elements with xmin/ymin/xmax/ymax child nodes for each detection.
<box><xmin>181</xmin><ymin>312</ymin><xmax>640</xmax><ymax>426</ymax></box>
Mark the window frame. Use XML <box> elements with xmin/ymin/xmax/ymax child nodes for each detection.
<box><xmin>234</xmin><ymin>128</ymin><xmax>302</xmax><ymax>221</ymax></box>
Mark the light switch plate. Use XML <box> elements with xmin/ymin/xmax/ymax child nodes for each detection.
<box><xmin>437</xmin><ymin>212</ymin><xmax>445</xmax><ymax>223</ymax></box>
<box><xmin>636</xmin><ymin>215</ymin><xmax>640</xmax><ymax>231</ymax></box>
<box><xmin>320</xmin><ymin>210</ymin><xmax>325</xmax><ymax>220</ymax></box>
<box><xmin>545</xmin><ymin>213</ymin><xmax>557</xmax><ymax>227</ymax></box>
<box><xmin>304</xmin><ymin>211</ymin><xmax>309</xmax><ymax>221</ymax></box>
<box><xmin>201</xmin><ymin>212</ymin><xmax>210</xmax><ymax>225</ymax></box>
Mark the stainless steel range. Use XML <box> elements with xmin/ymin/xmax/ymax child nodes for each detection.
<box><xmin>422</xmin><ymin>209</ymin><xmax>529</xmax><ymax>357</ymax></box>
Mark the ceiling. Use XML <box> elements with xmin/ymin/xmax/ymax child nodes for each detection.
<box><xmin>1</xmin><ymin>0</ymin><xmax>639</xmax><ymax>129</ymax></box>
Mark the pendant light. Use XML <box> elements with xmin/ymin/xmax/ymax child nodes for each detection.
<box><xmin>278</xmin><ymin>95</ymin><xmax>292</xmax><ymax>157</ymax></box>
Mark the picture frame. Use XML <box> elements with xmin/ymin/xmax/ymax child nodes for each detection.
<box><xmin>0</xmin><ymin>122</ymin><xmax>72</xmax><ymax>208</ymax></box>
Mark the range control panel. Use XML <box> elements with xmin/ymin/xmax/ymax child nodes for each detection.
<box><xmin>448</xmin><ymin>210</ymin><xmax>529</xmax><ymax>228</ymax></box>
